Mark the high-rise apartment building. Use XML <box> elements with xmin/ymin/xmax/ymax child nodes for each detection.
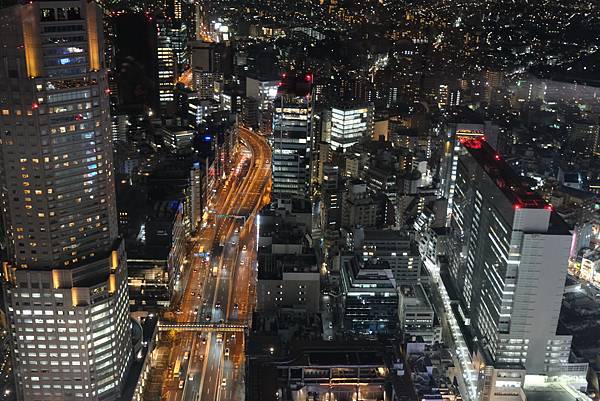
<box><xmin>0</xmin><ymin>1</ymin><xmax>132</xmax><ymax>400</ymax></box>
<box><xmin>271</xmin><ymin>93</ymin><xmax>312</xmax><ymax>197</ymax></box>
<box><xmin>448</xmin><ymin>138</ymin><xmax>585</xmax><ymax>395</ymax></box>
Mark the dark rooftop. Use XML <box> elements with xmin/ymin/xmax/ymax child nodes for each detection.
<box><xmin>280</xmin><ymin>342</ymin><xmax>392</xmax><ymax>368</ymax></box>
<box><xmin>461</xmin><ymin>138</ymin><xmax>548</xmax><ymax>210</ymax></box>
<box><xmin>257</xmin><ymin>253</ymin><xmax>318</xmax><ymax>280</ymax></box>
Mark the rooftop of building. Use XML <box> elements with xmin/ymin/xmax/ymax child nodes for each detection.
<box><xmin>245</xmin><ymin>72</ymin><xmax>280</xmax><ymax>82</ymax></box>
<box><xmin>362</xmin><ymin>229</ymin><xmax>411</xmax><ymax>242</ymax></box>
<box><xmin>555</xmin><ymin>185</ymin><xmax>597</xmax><ymax>201</ymax></box>
<box><xmin>447</xmin><ymin>107</ymin><xmax>485</xmax><ymax>125</ymax></box>
<box><xmin>581</xmin><ymin>249</ymin><xmax>600</xmax><ymax>261</ymax></box>
<box><xmin>399</xmin><ymin>284</ymin><xmax>431</xmax><ymax>307</ymax></box>
<box><xmin>279</xmin><ymin>342</ymin><xmax>392</xmax><ymax>368</ymax></box>
<box><xmin>257</xmin><ymin>252</ymin><xmax>318</xmax><ymax>280</ymax></box>
<box><xmin>271</xmin><ymin>196</ymin><xmax>312</xmax><ymax>214</ymax></box>
<box><xmin>258</xmin><ymin>222</ymin><xmax>307</xmax><ymax>245</ymax></box>
<box><xmin>462</xmin><ymin>138</ymin><xmax>549</xmax><ymax>210</ymax></box>
<box><xmin>331</xmin><ymin>100</ymin><xmax>373</xmax><ymax>111</ymax></box>
<box><xmin>250</xmin><ymin>310</ymin><xmax>324</xmax><ymax>344</ymax></box>
<box><xmin>342</xmin><ymin>256</ymin><xmax>397</xmax><ymax>287</ymax></box>
<box><xmin>523</xmin><ymin>383</ymin><xmax>586</xmax><ymax>401</ymax></box>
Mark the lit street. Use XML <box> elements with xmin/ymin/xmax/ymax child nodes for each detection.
<box><xmin>160</xmin><ymin>126</ymin><xmax>271</xmax><ymax>401</ymax></box>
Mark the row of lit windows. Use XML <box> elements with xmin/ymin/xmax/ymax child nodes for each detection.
<box><xmin>15</xmin><ymin>325</ymin><xmax>88</xmax><ymax>342</ymax></box>
<box><xmin>18</xmin><ymin>342</ymin><xmax>82</xmax><ymax>351</ymax></box>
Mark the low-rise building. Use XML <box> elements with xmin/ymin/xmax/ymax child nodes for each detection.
<box><xmin>580</xmin><ymin>249</ymin><xmax>600</xmax><ymax>287</ymax></box>
<box><xmin>162</xmin><ymin>126</ymin><xmax>195</xmax><ymax>151</ymax></box>
<box><xmin>246</xmin><ymin>342</ymin><xmax>397</xmax><ymax>401</ymax></box>
<box><xmin>340</xmin><ymin>256</ymin><xmax>398</xmax><ymax>334</ymax></box>
<box><xmin>398</xmin><ymin>284</ymin><xmax>440</xmax><ymax>344</ymax></box>
<box><xmin>341</xmin><ymin>182</ymin><xmax>380</xmax><ymax>228</ymax></box>
<box><xmin>257</xmin><ymin>253</ymin><xmax>320</xmax><ymax>313</ymax></box>
<box><xmin>354</xmin><ymin>228</ymin><xmax>422</xmax><ymax>284</ymax></box>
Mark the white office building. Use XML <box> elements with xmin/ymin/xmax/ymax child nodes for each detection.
<box><xmin>326</xmin><ymin>103</ymin><xmax>373</xmax><ymax>151</ymax></box>
<box><xmin>448</xmin><ymin>138</ymin><xmax>587</xmax><ymax>400</ymax></box>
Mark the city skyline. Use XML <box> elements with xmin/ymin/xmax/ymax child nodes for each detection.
<box><xmin>0</xmin><ymin>1</ymin><xmax>599</xmax><ymax>401</ymax></box>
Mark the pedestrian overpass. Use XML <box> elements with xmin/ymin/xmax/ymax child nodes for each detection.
<box><xmin>157</xmin><ymin>320</ymin><xmax>247</xmax><ymax>333</ymax></box>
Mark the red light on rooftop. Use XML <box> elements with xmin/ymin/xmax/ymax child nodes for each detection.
<box><xmin>494</xmin><ymin>154</ymin><xmax>501</xmax><ymax>161</ymax></box>
<box><xmin>305</xmin><ymin>73</ymin><xmax>313</xmax><ymax>82</ymax></box>
<box><xmin>545</xmin><ymin>204</ymin><xmax>553</xmax><ymax>211</ymax></box>
<box><xmin>31</xmin><ymin>102</ymin><xmax>39</xmax><ymax>110</ymax></box>
<box><xmin>281</xmin><ymin>73</ymin><xmax>287</xmax><ymax>79</ymax></box>
<box><xmin>514</xmin><ymin>204</ymin><xmax>521</xmax><ymax>210</ymax></box>
<box><xmin>481</xmin><ymin>135</ymin><xmax>486</xmax><ymax>141</ymax></box>
<box><xmin>104</xmin><ymin>88</ymin><xmax>111</xmax><ymax>95</ymax></box>
<box><xmin>463</xmin><ymin>138</ymin><xmax>482</xmax><ymax>149</ymax></box>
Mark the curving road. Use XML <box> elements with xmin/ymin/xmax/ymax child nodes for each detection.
<box><xmin>160</xmin><ymin>126</ymin><xmax>271</xmax><ymax>401</ymax></box>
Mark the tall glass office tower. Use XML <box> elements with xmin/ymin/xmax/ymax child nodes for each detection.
<box><xmin>271</xmin><ymin>93</ymin><xmax>312</xmax><ymax>197</ymax></box>
<box><xmin>0</xmin><ymin>1</ymin><xmax>131</xmax><ymax>400</ymax></box>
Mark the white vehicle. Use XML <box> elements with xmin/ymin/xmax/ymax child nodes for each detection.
<box><xmin>224</xmin><ymin>348</ymin><xmax>230</xmax><ymax>357</ymax></box>
<box><xmin>216</xmin><ymin>333</ymin><xmax>223</xmax><ymax>343</ymax></box>
<box><xmin>221</xmin><ymin>378</ymin><xmax>227</xmax><ymax>387</ymax></box>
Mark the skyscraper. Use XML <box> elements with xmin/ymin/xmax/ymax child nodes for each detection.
<box><xmin>271</xmin><ymin>93</ymin><xmax>312</xmax><ymax>197</ymax></box>
<box><xmin>0</xmin><ymin>1</ymin><xmax>132</xmax><ymax>400</ymax></box>
<box><xmin>448</xmin><ymin>138</ymin><xmax>584</xmax><ymax>392</ymax></box>
<box><xmin>157</xmin><ymin>16</ymin><xmax>178</xmax><ymax>112</ymax></box>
